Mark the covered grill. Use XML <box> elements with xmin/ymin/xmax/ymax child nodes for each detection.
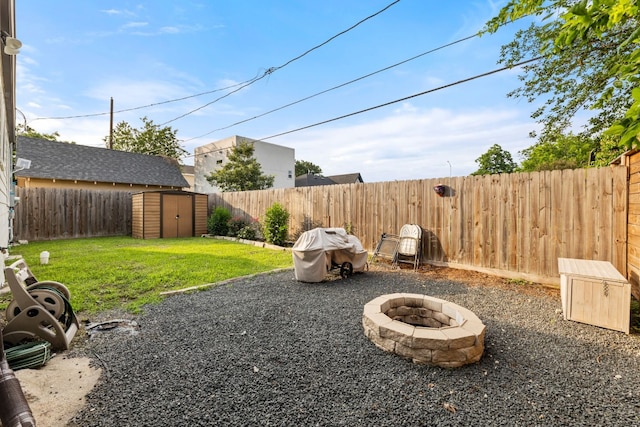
<box><xmin>292</xmin><ymin>228</ymin><xmax>368</xmax><ymax>282</ymax></box>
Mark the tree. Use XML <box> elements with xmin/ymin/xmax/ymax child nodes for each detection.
<box><xmin>206</xmin><ymin>140</ymin><xmax>275</xmax><ymax>192</ymax></box>
<box><xmin>471</xmin><ymin>144</ymin><xmax>518</xmax><ymax>175</ymax></box>
<box><xmin>295</xmin><ymin>160</ymin><xmax>322</xmax><ymax>176</ymax></box>
<box><xmin>592</xmin><ymin>134</ymin><xmax>627</xmax><ymax>167</ymax></box>
<box><xmin>494</xmin><ymin>20</ymin><xmax>634</xmax><ymax>143</ymax></box>
<box><xmin>519</xmin><ymin>133</ymin><xmax>598</xmax><ymax>171</ymax></box>
<box><xmin>17</xmin><ymin>124</ymin><xmax>63</xmax><ymax>142</ymax></box>
<box><xmin>105</xmin><ymin>116</ymin><xmax>187</xmax><ymax>161</ymax></box>
<box><xmin>485</xmin><ymin>0</ymin><xmax>640</xmax><ymax>148</ymax></box>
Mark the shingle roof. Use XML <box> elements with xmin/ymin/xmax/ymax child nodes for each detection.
<box><xmin>295</xmin><ymin>173</ymin><xmax>337</xmax><ymax>187</ymax></box>
<box><xmin>327</xmin><ymin>173</ymin><xmax>363</xmax><ymax>184</ymax></box>
<box><xmin>295</xmin><ymin>172</ymin><xmax>364</xmax><ymax>187</ymax></box>
<box><xmin>15</xmin><ymin>136</ymin><xmax>189</xmax><ymax>188</ymax></box>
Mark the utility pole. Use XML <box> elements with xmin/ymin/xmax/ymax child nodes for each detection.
<box><xmin>109</xmin><ymin>97</ymin><xmax>114</xmax><ymax>149</ymax></box>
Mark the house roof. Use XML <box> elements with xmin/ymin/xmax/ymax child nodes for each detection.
<box><xmin>327</xmin><ymin>173</ymin><xmax>363</xmax><ymax>184</ymax></box>
<box><xmin>15</xmin><ymin>136</ymin><xmax>189</xmax><ymax>188</ymax></box>
<box><xmin>295</xmin><ymin>172</ymin><xmax>364</xmax><ymax>187</ymax></box>
<box><xmin>295</xmin><ymin>173</ymin><xmax>337</xmax><ymax>187</ymax></box>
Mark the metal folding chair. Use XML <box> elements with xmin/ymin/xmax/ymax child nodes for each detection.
<box><xmin>393</xmin><ymin>224</ymin><xmax>422</xmax><ymax>270</ymax></box>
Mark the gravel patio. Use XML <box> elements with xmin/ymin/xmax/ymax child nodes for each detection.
<box><xmin>69</xmin><ymin>267</ymin><xmax>640</xmax><ymax>426</ymax></box>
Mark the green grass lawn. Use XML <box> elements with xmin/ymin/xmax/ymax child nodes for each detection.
<box><xmin>2</xmin><ymin>236</ymin><xmax>293</xmax><ymax>315</ymax></box>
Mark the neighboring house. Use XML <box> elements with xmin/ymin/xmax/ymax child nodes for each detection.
<box><xmin>15</xmin><ymin>136</ymin><xmax>189</xmax><ymax>191</ymax></box>
<box><xmin>1</xmin><ymin>0</ymin><xmax>18</xmax><ymax>266</ymax></box>
<box><xmin>295</xmin><ymin>173</ymin><xmax>337</xmax><ymax>187</ymax></box>
<box><xmin>325</xmin><ymin>173</ymin><xmax>363</xmax><ymax>185</ymax></box>
<box><xmin>295</xmin><ymin>172</ymin><xmax>364</xmax><ymax>187</ymax></box>
<box><xmin>194</xmin><ymin>135</ymin><xmax>295</xmax><ymax>193</ymax></box>
<box><xmin>181</xmin><ymin>164</ymin><xmax>195</xmax><ymax>191</ymax></box>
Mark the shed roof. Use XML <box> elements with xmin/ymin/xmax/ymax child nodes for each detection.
<box><xmin>15</xmin><ymin>136</ymin><xmax>189</xmax><ymax>188</ymax></box>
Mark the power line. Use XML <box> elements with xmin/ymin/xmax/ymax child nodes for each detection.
<box><xmin>29</xmin><ymin>1</ymin><xmax>401</xmax><ymax>125</ymax></box>
<box><xmin>157</xmin><ymin>72</ymin><xmax>267</xmax><ymax>126</ymax></box>
<box><xmin>29</xmin><ymin>78</ymin><xmax>258</xmax><ymax>122</ymax></box>
<box><xmin>182</xmin><ymin>17</ymin><xmax>533</xmax><ymax>143</ymax></box>
<box><xmin>258</xmin><ymin>56</ymin><xmax>544</xmax><ymax>140</ymax></box>
<box><xmin>184</xmin><ymin>55</ymin><xmax>543</xmax><ymax>160</ymax></box>
<box><xmin>158</xmin><ymin>0</ymin><xmax>401</xmax><ymax>126</ymax></box>
<box><xmin>182</xmin><ymin>32</ymin><xmax>479</xmax><ymax>142</ymax></box>
<box><xmin>272</xmin><ymin>0</ymin><xmax>400</xmax><ymax>72</ymax></box>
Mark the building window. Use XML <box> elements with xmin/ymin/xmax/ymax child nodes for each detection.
<box><xmin>288</xmin><ymin>170</ymin><xmax>292</xmax><ymax>179</ymax></box>
<box><xmin>216</xmin><ymin>159</ymin><xmax>223</xmax><ymax>165</ymax></box>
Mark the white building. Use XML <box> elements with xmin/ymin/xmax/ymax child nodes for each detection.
<box><xmin>194</xmin><ymin>136</ymin><xmax>295</xmax><ymax>193</ymax></box>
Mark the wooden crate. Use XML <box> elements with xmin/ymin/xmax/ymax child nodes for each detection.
<box><xmin>558</xmin><ymin>258</ymin><xmax>630</xmax><ymax>334</ymax></box>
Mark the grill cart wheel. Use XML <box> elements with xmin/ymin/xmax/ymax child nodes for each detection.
<box><xmin>340</xmin><ymin>262</ymin><xmax>353</xmax><ymax>278</ymax></box>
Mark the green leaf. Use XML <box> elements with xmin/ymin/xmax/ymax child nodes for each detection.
<box><xmin>569</xmin><ymin>1</ymin><xmax>588</xmax><ymax>15</ymax></box>
<box><xmin>605</xmin><ymin>124</ymin><xmax>627</xmax><ymax>136</ymax></box>
<box><xmin>619</xmin><ymin>25</ymin><xmax>640</xmax><ymax>50</ymax></box>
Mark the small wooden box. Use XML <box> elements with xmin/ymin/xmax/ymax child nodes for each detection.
<box><xmin>558</xmin><ymin>258</ymin><xmax>630</xmax><ymax>334</ymax></box>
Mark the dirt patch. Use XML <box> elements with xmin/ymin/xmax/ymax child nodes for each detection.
<box><xmin>13</xmin><ymin>355</ymin><xmax>101</xmax><ymax>427</ymax></box>
<box><xmin>369</xmin><ymin>262</ymin><xmax>560</xmax><ymax>299</ymax></box>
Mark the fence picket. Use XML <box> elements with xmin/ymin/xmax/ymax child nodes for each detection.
<box><xmin>14</xmin><ymin>166</ymin><xmax>628</xmax><ymax>285</ymax></box>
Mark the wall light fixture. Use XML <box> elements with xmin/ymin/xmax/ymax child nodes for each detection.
<box><xmin>1</xmin><ymin>31</ymin><xmax>22</xmax><ymax>55</ymax></box>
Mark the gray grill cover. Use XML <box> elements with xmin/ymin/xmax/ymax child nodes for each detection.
<box><xmin>292</xmin><ymin>228</ymin><xmax>368</xmax><ymax>282</ymax></box>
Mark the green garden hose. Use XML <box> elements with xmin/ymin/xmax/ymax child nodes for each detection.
<box><xmin>5</xmin><ymin>341</ymin><xmax>53</xmax><ymax>370</ymax></box>
<box><xmin>28</xmin><ymin>284</ymin><xmax>74</xmax><ymax>328</ymax></box>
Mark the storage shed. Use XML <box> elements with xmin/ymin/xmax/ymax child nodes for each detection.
<box><xmin>132</xmin><ymin>191</ymin><xmax>208</xmax><ymax>239</ymax></box>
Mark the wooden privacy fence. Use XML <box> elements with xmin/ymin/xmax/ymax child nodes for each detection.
<box><xmin>11</xmin><ymin>166</ymin><xmax>628</xmax><ymax>286</ymax></box>
<box><xmin>13</xmin><ymin>188</ymin><xmax>133</xmax><ymax>241</ymax></box>
<box><xmin>210</xmin><ymin>166</ymin><xmax>628</xmax><ymax>285</ymax></box>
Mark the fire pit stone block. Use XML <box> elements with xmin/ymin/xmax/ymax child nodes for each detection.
<box><xmin>363</xmin><ymin>293</ymin><xmax>486</xmax><ymax>367</ymax></box>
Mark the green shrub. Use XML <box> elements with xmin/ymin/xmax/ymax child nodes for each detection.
<box><xmin>208</xmin><ymin>207</ymin><xmax>231</xmax><ymax>236</ymax></box>
<box><xmin>236</xmin><ymin>225</ymin><xmax>257</xmax><ymax>240</ymax></box>
<box><xmin>227</xmin><ymin>216</ymin><xmax>248</xmax><ymax>237</ymax></box>
<box><xmin>262</xmin><ymin>202</ymin><xmax>290</xmax><ymax>246</ymax></box>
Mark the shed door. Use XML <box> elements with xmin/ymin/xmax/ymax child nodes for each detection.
<box><xmin>162</xmin><ymin>194</ymin><xmax>193</xmax><ymax>238</ymax></box>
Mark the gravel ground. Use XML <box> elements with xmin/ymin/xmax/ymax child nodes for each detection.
<box><xmin>69</xmin><ymin>267</ymin><xmax>640</xmax><ymax>426</ymax></box>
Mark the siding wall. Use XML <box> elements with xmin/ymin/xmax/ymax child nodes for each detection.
<box><xmin>627</xmin><ymin>152</ymin><xmax>640</xmax><ymax>299</ymax></box>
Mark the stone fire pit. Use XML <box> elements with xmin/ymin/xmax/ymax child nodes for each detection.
<box><xmin>362</xmin><ymin>293</ymin><xmax>486</xmax><ymax>368</ymax></box>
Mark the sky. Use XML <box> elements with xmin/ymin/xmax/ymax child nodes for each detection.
<box><xmin>15</xmin><ymin>1</ymin><xmax>545</xmax><ymax>183</ymax></box>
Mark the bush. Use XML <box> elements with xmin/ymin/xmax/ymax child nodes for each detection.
<box><xmin>236</xmin><ymin>225</ymin><xmax>257</xmax><ymax>240</ymax></box>
<box><xmin>227</xmin><ymin>216</ymin><xmax>248</xmax><ymax>237</ymax></box>
<box><xmin>208</xmin><ymin>207</ymin><xmax>231</xmax><ymax>236</ymax></box>
<box><xmin>262</xmin><ymin>202</ymin><xmax>289</xmax><ymax>246</ymax></box>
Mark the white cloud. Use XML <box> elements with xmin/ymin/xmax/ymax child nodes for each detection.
<box><xmin>29</xmin><ymin>117</ymin><xmax>112</xmax><ymax>146</ymax></box>
<box><xmin>100</xmin><ymin>8</ymin><xmax>138</xmax><ymax>18</ymax></box>
<box><xmin>19</xmin><ymin>82</ymin><xmax>45</xmax><ymax>95</ymax></box>
<box><xmin>18</xmin><ymin>56</ymin><xmax>37</xmax><ymax>66</ymax></box>
<box><xmin>83</xmin><ymin>79</ymin><xmax>190</xmax><ymax>107</ymax></box>
<box><xmin>101</xmin><ymin>9</ymin><xmax>123</xmax><ymax>16</ymax></box>
<box><xmin>123</xmin><ymin>21</ymin><xmax>148</xmax><ymax>29</ymax></box>
<box><xmin>278</xmin><ymin>104</ymin><xmax>538</xmax><ymax>182</ymax></box>
<box><xmin>159</xmin><ymin>26</ymin><xmax>180</xmax><ymax>34</ymax></box>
